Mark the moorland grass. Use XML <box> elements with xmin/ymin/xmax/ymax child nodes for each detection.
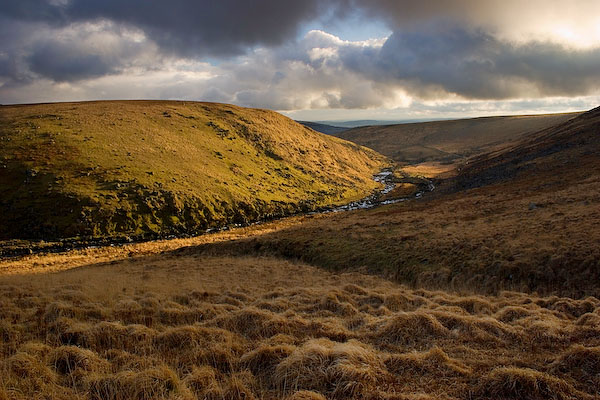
<box><xmin>1</xmin><ymin>255</ymin><xmax>598</xmax><ymax>399</ymax></box>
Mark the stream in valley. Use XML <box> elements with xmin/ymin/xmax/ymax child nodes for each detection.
<box><xmin>323</xmin><ymin>169</ymin><xmax>435</xmax><ymax>213</ymax></box>
<box><xmin>0</xmin><ymin>169</ymin><xmax>435</xmax><ymax>257</ymax></box>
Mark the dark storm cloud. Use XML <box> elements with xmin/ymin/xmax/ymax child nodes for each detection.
<box><xmin>338</xmin><ymin>26</ymin><xmax>600</xmax><ymax>99</ymax></box>
<box><xmin>28</xmin><ymin>41</ymin><xmax>116</xmax><ymax>81</ymax></box>
<box><xmin>1</xmin><ymin>0</ymin><xmax>600</xmax><ymax>107</ymax></box>
<box><xmin>1</xmin><ymin>0</ymin><xmax>328</xmax><ymax>57</ymax></box>
<box><xmin>0</xmin><ymin>0</ymin><xmax>66</xmax><ymax>23</ymax></box>
<box><xmin>0</xmin><ymin>0</ymin><xmax>577</xmax><ymax>58</ymax></box>
<box><xmin>0</xmin><ymin>16</ymin><xmax>160</xmax><ymax>83</ymax></box>
<box><xmin>348</xmin><ymin>0</ymin><xmax>600</xmax><ymax>36</ymax></box>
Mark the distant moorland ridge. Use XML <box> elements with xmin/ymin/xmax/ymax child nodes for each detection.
<box><xmin>335</xmin><ymin>112</ymin><xmax>581</xmax><ymax>164</ymax></box>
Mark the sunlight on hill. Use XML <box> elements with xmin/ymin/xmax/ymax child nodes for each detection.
<box><xmin>0</xmin><ymin>101</ymin><xmax>387</xmax><ymax>240</ymax></box>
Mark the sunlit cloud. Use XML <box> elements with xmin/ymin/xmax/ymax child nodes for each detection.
<box><xmin>1</xmin><ymin>0</ymin><xmax>599</xmax><ymax>119</ymax></box>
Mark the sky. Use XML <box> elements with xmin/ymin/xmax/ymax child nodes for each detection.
<box><xmin>1</xmin><ymin>0</ymin><xmax>600</xmax><ymax>121</ymax></box>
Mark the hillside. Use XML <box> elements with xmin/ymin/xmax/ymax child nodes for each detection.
<box><xmin>336</xmin><ymin>113</ymin><xmax>581</xmax><ymax>164</ymax></box>
<box><xmin>1</xmin><ymin>108</ymin><xmax>598</xmax><ymax>400</ymax></box>
<box><xmin>453</xmin><ymin>106</ymin><xmax>600</xmax><ymax>190</ymax></box>
<box><xmin>0</xmin><ymin>101</ymin><xmax>387</xmax><ymax>240</ymax></box>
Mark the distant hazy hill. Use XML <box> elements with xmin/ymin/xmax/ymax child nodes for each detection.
<box><xmin>315</xmin><ymin>120</ymin><xmax>427</xmax><ymax>128</ymax></box>
<box><xmin>334</xmin><ymin>113</ymin><xmax>581</xmax><ymax>164</ymax></box>
<box><xmin>0</xmin><ymin>101</ymin><xmax>387</xmax><ymax>240</ymax></box>
<box><xmin>296</xmin><ymin>121</ymin><xmax>348</xmax><ymax>135</ymax></box>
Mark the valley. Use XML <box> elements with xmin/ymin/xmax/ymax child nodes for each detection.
<box><xmin>1</xmin><ymin>102</ymin><xmax>599</xmax><ymax>400</ymax></box>
<box><xmin>3</xmin><ymin>2</ymin><xmax>600</xmax><ymax>399</ymax></box>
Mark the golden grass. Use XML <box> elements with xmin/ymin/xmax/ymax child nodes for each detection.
<box><xmin>182</xmin><ymin>150</ymin><xmax>600</xmax><ymax>298</ymax></box>
<box><xmin>0</xmin><ymin>216</ymin><xmax>304</xmax><ymax>275</ymax></box>
<box><xmin>472</xmin><ymin>367</ymin><xmax>589</xmax><ymax>400</ymax></box>
<box><xmin>1</xmin><ymin>254</ymin><xmax>599</xmax><ymax>399</ymax></box>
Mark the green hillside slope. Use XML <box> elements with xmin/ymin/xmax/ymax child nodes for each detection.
<box><xmin>0</xmin><ymin>101</ymin><xmax>387</xmax><ymax>240</ymax></box>
<box><xmin>336</xmin><ymin>113</ymin><xmax>581</xmax><ymax>164</ymax></box>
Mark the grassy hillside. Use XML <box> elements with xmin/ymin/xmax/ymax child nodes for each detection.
<box><xmin>0</xmin><ymin>101</ymin><xmax>387</xmax><ymax>240</ymax></box>
<box><xmin>1</xmin><ymin>108</ymin><xmax>599</xmax><ymax>400</ymax></box>
<box><xmin>336</xmin><ymin>113</ymin><xmax>580</xmax><ymax>164</ymax></box>
<box><xmin>453</xmin><ymin>106</ymin><xmax>600</xmax><ymax>190</ymax></box>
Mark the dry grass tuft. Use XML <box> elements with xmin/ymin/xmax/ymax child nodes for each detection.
<box><xmin>550</xmin><ymin>345</ymin><xmax>600</xmax><ymax>392</ymax></box>
<box><xmin>285</xmin><ymin>390</ymin><xmax>328</xmax><ymax>400</ymax></box>
<box><xmin>433</xmin><ymin>312</ymin><xmax>516</xmax><ymax>345</ymax></box>
<box><xmin>472</xmin><ymin>367</ymin><xmax>588</xmax><ymax>400</ymax></box>
<box><xmin>374</xmin><ymin>311</ymin><xmax>449</xmax><ymax>345</ymax></box>
<box><xmin>49</xmin><ymin>345</ymin><xmax>109</xmax><ymax>375</ymax></box>
<box><xmin>241</xmin><ymin>343</ymin><xmax>296</xmax><ymax>383</ymax></box>
<box><xmin>495</xmin><ymin>306</ymin><xmax>534</xmax><ymax>322</ymax></box>
<box><xmin>214</xmin><ymin>306</ymin><xmax>307</xmax><ymax>339</ymax></box>
<box><xmin>314</xmin><ymin>291</ymin><xmax>359</xmax><ymax>316</ymax></box>
<box><xmin>183</xmin><ymin>365</ymin><xmax>223</xmax><ymax>399</ymax></box>
<box><xmin>154</xmin><ymin>325</ymin><xmax>242</xmax><ymax>372</ymax></box>
<box><xmin>274</xmin><ymin>338</ymin><xmax>385</xmax><ymax>398</ymax></box>
<box><xmin>385</xmin><ymin>346</ymin><xmax>471</xmax><ymax>377</ymax></box>
<box><xmin>153</xmin><ymin>325</ymin><xmax>240</xmax><ymax>352</ymax></box>
<box><xmin>5</xmin><ymin>351</ymin><xmax>57</xmax><ymax>382</ymax></box>
<box><xmin>382</xmin><ymin>293</ymin><xmax>430</xmax><ymax>312</ymax></box>
<box><xmin>221</xmin><ymin>371</ymin><xmax>258</xmax><ymax>400</ymax></box>
<box><xmin>87</xmin><ymin>365</ymin><xmax>187</xmax><ymax>400</ymax></box>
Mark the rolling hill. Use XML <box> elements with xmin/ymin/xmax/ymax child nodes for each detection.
<box><xmin>453</xmin><ymin>106</ymin><xmax>600</xmax><ymax>190</ymax></box>
<box><xmin>335</xmin><ymin>113</ymin><xmax>581</xmax><ymax>164</ymax></box>
<box><xmin>0</xmin><ymin>101</ymin><xmax>387</xmax><ymax>241</ymax></box>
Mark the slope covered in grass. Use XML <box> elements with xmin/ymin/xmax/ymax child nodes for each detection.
<box><xmin>453</xmin><ymin>106</ymin><xmax>600</xmax><ymax>190</ymax></box>
<box><xmin>0</xmin><ymin>101</ymin><xmax>387</xmax><ymax>240</ymax></box>
<box><xmin>335</xmin><ymin>112</ymin><xmax>580</xmax><ymax>163</ymax></box>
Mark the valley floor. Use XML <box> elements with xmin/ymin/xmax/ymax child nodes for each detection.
<box><xmin>1</xmin><ymin>253</ymin><xmax>599</xmax><ymax>399</ymax></box>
